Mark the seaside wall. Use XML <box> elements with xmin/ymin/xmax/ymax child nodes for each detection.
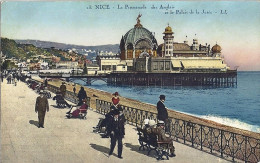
<box><xmin>33</xmin><ymin>77</ymin><xmax>260</xmax><ymax>162</ymax></box>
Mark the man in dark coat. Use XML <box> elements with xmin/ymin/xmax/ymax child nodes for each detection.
<box><xmin>157</xmin><ymin>95</ymin><xmax>168</xmax><ymax>122</ymax></box>
<box><xmin>60</xmin><ymin>82</ymin><xmax>67</xmax><ymax>97</ymax></box>
<box><xmin>107</xmin><ymin>109</ymin><xmax>125</xmax><ymax>159</ymax></box>
<box><xmin>157</xmin><ymin>95</ymin><xmax>170</xmax><ymax>132</ymax></box>
<box><xmin>44</xmin><ymin>77</ymin><xmax>48</xmax><ymax>87</ymax></box>
<box><xmin>35</xmin><ymin>90</ymin><xmax>49</xmax><ymax>128</ymax></box>
<box><xmin>77</xmin><ymin>86</ymin><xmax>87</xmax><ymax>106</ymax></box>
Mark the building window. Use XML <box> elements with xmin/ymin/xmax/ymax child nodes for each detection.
<box><xmin>165</xmin><ymin>62</ymin><xmax>170</xmax><ymax>70</ymax></box>
<box><xmin>153</xmin><ymin>62</ymin><xmax>158</xmax><ymax>70</ymax></box>
<box><xmin>160</xmin><ymin>62</ymin><xmax>164</xmax><ymax>70</ymax></box>
<box><xmin>113</xmin><ymin>65</ymin><xmax>116</xmax><ymax>70</ymax></box>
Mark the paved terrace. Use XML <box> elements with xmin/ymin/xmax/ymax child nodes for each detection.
<box><xmin>1</xmin><ymin>80</ymin><xmax>229</xmax><ymax>163</ymax></box>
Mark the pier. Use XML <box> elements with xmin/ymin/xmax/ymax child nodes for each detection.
<box><xmin>39</xmin><ymin>70</ymin><xmax>237</xmax><ymax>87</ymax></box>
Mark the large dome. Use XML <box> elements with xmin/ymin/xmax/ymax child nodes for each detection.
<box><xmin>119</xmin><ymin>15</ymin><xmax>158</xmax><ymax>60</ymax></box>
<box><xmin>123</xmin><ymin>27</ymin><xmax>157</xmax><ymax>47</ymax></box>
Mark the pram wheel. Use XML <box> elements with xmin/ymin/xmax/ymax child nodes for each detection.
<box><xmin>66</xmin><ymin>114</ymin><xmax>71</xmax><ymax>119</ymax></box>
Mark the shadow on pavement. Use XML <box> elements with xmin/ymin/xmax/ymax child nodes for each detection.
<box><xmin>124</xmin><ymin>143</ymin><xmax>156</xmax><ymax>158</ymax></box>
<box><xmin>90</xmin><ymin>143</ymin><xmax>116</xmax><ymax>157</ymax></box>
<box><xmin>50</xmin><ymin>104</ymin><xmax>67</xmax><ymax>109</ymax></box>
<box><xmin>29</xmin><ymin>120</ymin><xmax>38</xmax><ymax>127</ymax></box>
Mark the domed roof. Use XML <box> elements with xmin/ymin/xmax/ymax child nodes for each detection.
<box><xmin>163</xmin><ymin>25</ymin><xmax>173</xmax><ymax>34</ymax></box>
<box><xmin>212</xmin><ymin>44</ymin><xmax>222</xmax><ymax>53</ymax></box>
<box><xmin>123</xmin><ymin>26</ymin><xmax>157</xmax><ymax>46</ymax></box>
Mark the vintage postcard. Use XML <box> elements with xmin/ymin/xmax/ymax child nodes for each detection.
<box><xmin>1</xmin><ymin>1</ymin><xmax>259</xmax><ymax>163</ymax></box>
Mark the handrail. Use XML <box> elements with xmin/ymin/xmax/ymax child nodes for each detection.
<box><xmin>96</xmin><ymin>98</ymin><xmax>260</xmax><ymax>163</ymax></box>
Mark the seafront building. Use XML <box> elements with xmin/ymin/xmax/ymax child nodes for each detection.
<box><xmin>103</xmin><ymin>15</ymin><xmax>236</xmax><ymax>86</ymax></box>
<box><xmin>97</xmin><ymin>15</ymin><xmax>229</xmax><ymax>74</ymax></box>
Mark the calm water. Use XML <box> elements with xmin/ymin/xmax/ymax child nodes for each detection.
<box><xmin>74</xmin><ymin>71</ymin><xmax>260</xmax><ymax>133</ymax></box>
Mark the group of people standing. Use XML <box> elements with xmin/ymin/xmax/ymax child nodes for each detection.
<box><xmin>5</xmin><ymin>72</ymin><xmax>19</xmax><ymax>85</ymax></box>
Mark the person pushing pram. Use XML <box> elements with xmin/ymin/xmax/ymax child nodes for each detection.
<box><xmin>66</xmin><ymin>99</ymin><xmax>88</xmax><ymax>119</ymax></box>
<box><xmin>53</xmin><ymin>91</ymin><xmax>71</xmax><ymax>108</ymax></box>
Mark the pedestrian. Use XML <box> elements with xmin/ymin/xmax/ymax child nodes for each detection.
<box><xmin>7</xmin><ymin>75</ymin><xmax>10</xmax><ymax>84</ymax></box>
<box><xmin>44</xmin><ymin>77</ymin><xmax>48</xmax><ymax>87</ymax></box>
<box><xmin>107</xmin><ymin>109</ymin><xmax>125</xmax><ymax>159</ymax></box>
<box><xmin>157</xmin><ymin>95</ymin><xmax>170</xmax><ymax>133</ymax></box>
<box><xmin>35</xmin><ymin>90</ymin><xmax>49</xmax><ymax>128</ymax></box>
<box><xmin>77</xmin><ymin>86</ymin><xmax>87</xmax><ymax>106</ymax></box>
<box><xmin>13</xmin><ymin>77</ymin><xmax>17</xmax><ymax>86</ymax></box>
<box><xmin>112</xmin><ymin>92</ymin><xmax>120</xmax><ymax>109</ymax></box>
<box><xmin>60</xmin><ymin>82</ymin><xmax>67</xmax><ymax>97</ymax></box>
<box><xmin>73</xmin><ymin>85</ymin><xmax>76</xmax><ymax>94</ymax></box>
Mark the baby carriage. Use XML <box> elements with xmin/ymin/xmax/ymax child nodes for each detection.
<box><xmin>66</xmin><ymin>103</ymin><xmax>88</xmax><ymax>119</ymax></box>
<box><xmin>93</xmin><ymin>106</ymin><xmax>115</xmax><ymax>137</ymax></box>
<box><xmin>53</xmin><ymin>92</ymin><xmax>70</xmax><ymax>108</ymax></box>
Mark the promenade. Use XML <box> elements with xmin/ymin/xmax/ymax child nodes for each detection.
<box><xmin>1</xmin><ymin>80</ymin><xmax>229</xmax><ymax>163</ymax></box>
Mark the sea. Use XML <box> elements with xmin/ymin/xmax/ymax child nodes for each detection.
<box><xmin>73</xmin><ymin>71</ymin><xmax>260</xmax><ymax>133</ymax></box>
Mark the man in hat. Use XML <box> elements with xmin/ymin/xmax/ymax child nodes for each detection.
<box><xmin>157</xmin><ymin>95</ymin><xmax>168</xmax><ymax>120</ymax></box>
<box><xmin>35</xmin><ymin>90</ymin><xmax>49</xmax><ymax>128</ymax></box>
<box><xmin>60</xmin><ymin>82</ymin><xmax>67</xmax><ymax>98</ymax></box>
<box><xmin>107</xmin><ymin>109</ymin><xmax>125</xmax><ymax>159</ymax></box>
<box><xmin>152</xmin><ymin>121</ymin><xmax>176</xmax><ymax>157</ymax></box>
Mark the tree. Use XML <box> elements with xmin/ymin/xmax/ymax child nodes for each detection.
<box><xmin>2</xmin><ymin>60</ymin><xmax>16</xmax><ymax>70</ymax></box>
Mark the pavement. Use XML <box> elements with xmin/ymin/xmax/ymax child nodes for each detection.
<box><xmin>1</xmin><ymin>79</ymin><xmax>230</xmax><ymax>163</ymax></box>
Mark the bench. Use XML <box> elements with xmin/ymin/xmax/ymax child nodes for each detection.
<box><xmin>137</xmin><ymin>127</ymin><xmax>171</xmax><ymax>160</ymax></box>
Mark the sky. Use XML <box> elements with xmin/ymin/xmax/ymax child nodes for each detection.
<box><xmin>1</xmin><ymin>1</ymin><xmax>260</xmax><ymax>71</ymax></box>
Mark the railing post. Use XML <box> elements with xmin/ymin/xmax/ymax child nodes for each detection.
<box><xmin>221</xmin><ymin>130</ymin><xmax>223</xmax><ymax>157</ymax></box>
<box><xmin>232</xmin><ymin>133</ymin><xmax>234</xmax><ymax>162</ymax></box>
<box><xmin>191</xmin><ymin>123</ymin><xmax>194</xmax><ymax>147</ymax></box>
<box><xmin>184</xmin><ymin>121</ymin><xmax>186</xmax><ymax>144</ymax></box>
<box><xmin>245</xmin><ymin>136</ymin><xmax>247</xmax><ymax>163</ymax></box>
<box><xmin>135</xmin><ymin>109</ymin><xmax>138</xmax><ymax>127</ymax></box>
<box><xmin>140</xmin><ymin>110</ymin><xmax>143</xmax><ymax>128</ymax></box>
<box><xmin>210</xmin><ymin>127</ymin><xmax>213</xmax><ymax>153</ymax></box>
<box><xmin>200</xmin><ymin>125</ymin><xmax>203</xmax><ymax>150</ymax></box>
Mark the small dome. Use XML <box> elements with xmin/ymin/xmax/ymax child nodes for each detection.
<box><xmin>212</xmin><ymin>44</ymin><xmax>222</xmax><ymax>53</ymax></box>
<box><xmin>163</xmin><ymin>25</ymin><xmax>173</xmax><ymax>34</ymax></box>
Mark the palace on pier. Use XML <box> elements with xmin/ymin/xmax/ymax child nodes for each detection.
<box><xmin>97</xmin><ymin>14</ymin><xmax>237</xmax><ymax>86</ymax></box>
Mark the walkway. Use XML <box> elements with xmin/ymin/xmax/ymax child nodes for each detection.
<box><xmin>1</xmin><ymin>80</ymin><xmax>229</xmax><ymax>163</ymax></box>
